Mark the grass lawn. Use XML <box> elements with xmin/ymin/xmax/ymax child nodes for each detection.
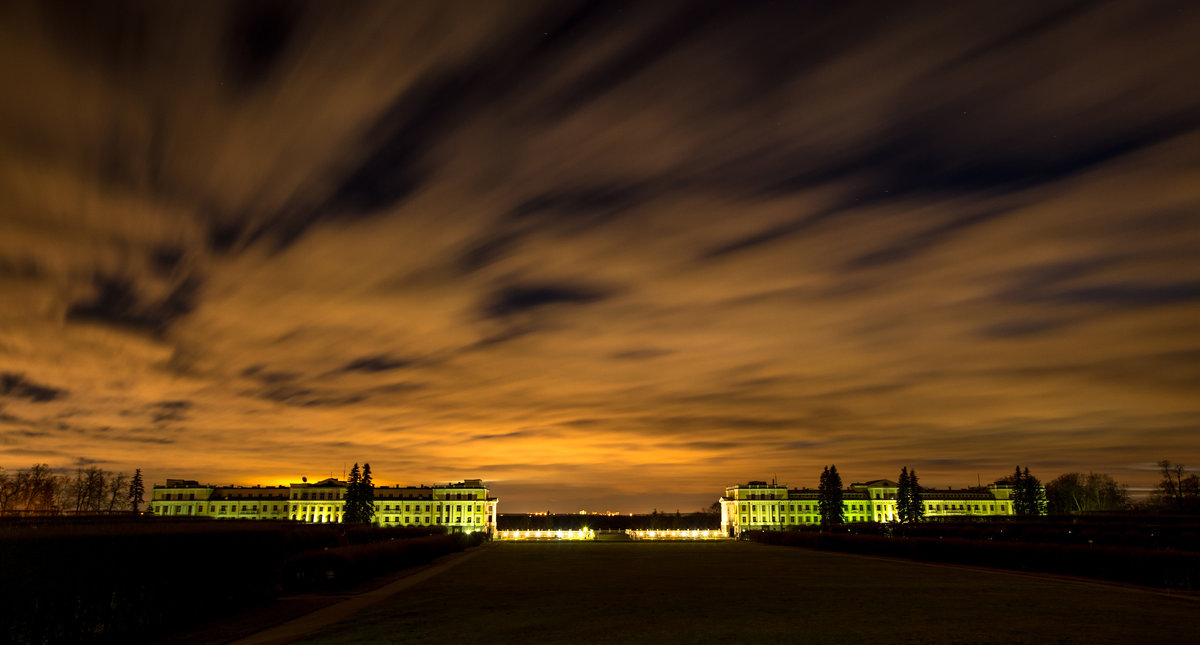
<box><xmin>293</xmin><ymin>541</ymin><xmax>1199</xmax><ymax>644</ymax></box>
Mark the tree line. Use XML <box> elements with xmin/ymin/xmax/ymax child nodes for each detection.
<box><xmin>814</xmin><ymin>464</ymin><xmax>1050</xmax><ymax>528</ymax></box>
<box><xmin>1044</xmin><ymin>461</ymin><xmax>1199</xmax><ymax>514</ymax></box>
<box><xmin>808</xmin><ymin>460</ymin><xmax>1200</xmax><ymax>525</ymax></box>
<box><xmin>0</xmin><ymin>464</ymin><xmax>144</xmax><ymax>515</ymax></box>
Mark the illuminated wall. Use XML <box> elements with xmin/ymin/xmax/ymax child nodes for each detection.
<box><xmin>720</xmin><ymin>479</ymin><xmax>1019</xmax><ymax>537</ymax></box>
<box><xmin>148</xmin><ymin>477</ymin><xmax>498</xmax><ymax>533</ymax></box>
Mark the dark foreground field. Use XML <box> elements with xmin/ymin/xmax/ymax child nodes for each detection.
<box><xmin>292</xmin><ymin>541</ymin><xmax>1199</xmax><ymax>644</ymax></box>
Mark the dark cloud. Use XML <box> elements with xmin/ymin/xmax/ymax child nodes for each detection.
<box><xmin>483</xmin><ymin>282</ymin><xmax>611</xmax><ymax>319</ymax></box>
<box><xmin>699</xmin><ymin>205</ymin><xmax>845</xmax><ymax>259</ymax></box>
<box><xmin>1000</xmin><ymin>279</ymin><xmax>1200</xmax><ymax>309</ymax></box>
<box><xmin>0</xmin><ymin>373</ymin><xmax>66</xmax><ymax>403</ymax></box>
<box><xmin>241</xmin><ymin>366</ymin><xmax>301</xmax><ymax>383</ymax></box>
<box><xmin>341</xmin><ymin>355</ymin><xmax>412</xmax><ymax>373</ymax></box>
<box><xmin>249</xmin><ymin>385</ymin><xmax>365</xmax><ymax>408</ymax></box>
<box><xmin>841</xmin><ymin>208</ymin><xmax>1012</xmax><ymax>272</ymax></box>
<box><xmin>0</xmin><ymin>256</ymin><xmax>44</xmax><ymax>280</ymax></box>
<box><xmin>66</xmin><ymin>273</ymin><xmax>201</xmax><ymax>335</ymax></box>
<box><xmin>611</xmin><ymin>348</ymin><xmax>675</xmax><ymax>361</ymax></box>
<box><xmin>670</xmin><ymin>441</ymin><xmax>742</xmax><ymax>451</ymax></box>
<box><xmin>223</xmin><ymin>0</ymin><xmax>301</xmax><ymax>93</ymax></box>
<box><xmin>151</xmin><ymin>400</ymin><xmax>192</xmax><ymax>424</ymax></box>
<box><xmin>975</xmin><ymin>318</ymin><xmax>1075</xmax><ymax>339</ymax></box>
<box><xmin>468</xmin><ymin>430</ymin><xmax>543</xmax><ymax>442</ymax></box>
<box><xmin>148</xmin><ymin>244</ymin><xmax>185</xmax><ymax>277</ymax></box>
<box><xmin>507</xmin><ymin>183</ymin><xmax>647</xmax><ymax>229</ymax></box>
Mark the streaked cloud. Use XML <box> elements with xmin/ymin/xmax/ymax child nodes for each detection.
<box><xmin>1</xmin><ymin>1</ymin><xmax>1198</xmax><ymax>510</ymax></box>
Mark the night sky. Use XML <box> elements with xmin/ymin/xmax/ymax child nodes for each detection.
<box><xmin>2</xmin><ymin>1</ymin><xmax>1198</xmax><ymax>512</ymax></box>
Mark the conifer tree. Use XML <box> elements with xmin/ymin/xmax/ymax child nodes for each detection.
<box><xmin>818</xmin><ymin>465</ymin><xmax>845</xmax><ymax>528</ymax></box>
<box><xmin>344</xmin><ymin>463</ymin><xmax>362</xmax><ymax>523</ymax></box>
<box><xmin>1011</xmin><ymin>466</ymin><xmax>1027</xmax><ymax>515</ymax></box>
<box><xmin>360</xmin><ymin>463</ymin><xmax>376</xmax><ymax>524</ymax></box>
<box><xmin>1021</xmin><ymin>467</ymin><xmax>1046</xmax><ymax>516</ymax></box>
<box><xmin>896</xmin><ymin>466</ymin><xmax>911</xmax><ymax>523</ymax></box>
<box><xmin>909</xmin><ymin>469</ymin><xmax>925</xmax><ymax>522</ymax></box>
<box><xmin>128</xmin><ymin>468</ymin><xmax>144</xmax><ymax>514</ymax></box>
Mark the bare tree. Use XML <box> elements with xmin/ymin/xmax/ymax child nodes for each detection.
<box><xmin>15</xmin><ymin>464</ymin><xmax>57</xmax><ymax>513</ymax></box>
<box><xmin>66</xmin><ymin>467</ymin><xmax>111</xmax><ymax>513</ymax></box>
<box><xmin>106</xmin><ymin>472</ymin><xmax>129</xmax><ymax>511</ymax></box>
<box><xmin>0</xmin><ymin>467</ymin><xmax>11</xmax><ymax>513</ymax></box>
<box><xmin>1046</xmin><ymin>472</ymin><xmax>1129</xmax><ymax>514</ymax></box>
<box><xmin>1157</xmin><ymin>460</ymin><xmax>1188</xmax><ymax>507</ymax></box>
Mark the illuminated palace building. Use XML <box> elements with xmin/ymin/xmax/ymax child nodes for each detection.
<box><xmin>721</xmin><ymin>479</ymin><xmax>1017</xmax><ymax>537</ymax></box>
<box><xmin>148</xmin><ymin>478</ymin><xmax>498</xmax><ymax>534</ymax></box>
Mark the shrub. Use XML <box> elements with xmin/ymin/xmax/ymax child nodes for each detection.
<box><xmin>0</xmin><ymin>519</ymin><xmax>485</xmax><ymax>643</ymax></box>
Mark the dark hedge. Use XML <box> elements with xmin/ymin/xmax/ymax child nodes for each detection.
<box><xmin>745</xmin><ymin>529</ymin><xmax>1200</xmax><ymax>590</ymax></box>
<box><xmin>0</xmin><ymin>519</ymin><xmax>478</xmax><ymax>644</ymax></box>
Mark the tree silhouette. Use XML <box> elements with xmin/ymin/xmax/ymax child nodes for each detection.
<box><xmin>128</xmin><ymin>469</ymin><xmax>144</xmax><ymax>514</ymax></box>
<box><xmin>344</xmin><ymin>463</ymin><xmax>363</xmax><ymax>523</ymax></box>
<box><xmin>897</xmin><ymin>466</ymin><xmax>911</xmax><ymax>523</ymax></box>
<box><xmin>818</xmin><ymin>465</ymin><xmax>844</xmax><ymax>528</ymax></box>
<box><xmin>1022</xmin><ymin>467</ymin><xmax>1046</xmax><ymax>516</ymax></box>
<box><xmin>909</xmin><ymin>469</ymin><xmax>924</xmax><ymax>522</ymax></box>
<box><xmin>360</xmin><ymin>463</ymin><xmax>376</xmax><ymax>524</ymax></box>
<box><xmin>1045</xmin><ymin>472</ymin><xmax>1129</xmax><ymax>514</ymax></box>
<box><xmin>1011</xmin><ymin>466</ymin><xmax>1046</xmax><ymax>516</ymax></box>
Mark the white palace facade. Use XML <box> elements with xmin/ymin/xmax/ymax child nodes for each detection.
<box><xmin>148</xmin><ymin>477</ymin><xmax>497</xmax><ymax>534</ymax></box>
<box><xmin>721</xmin><ymin>479</ymin><xmax>1017</xmax><ymax>537</ymax></box>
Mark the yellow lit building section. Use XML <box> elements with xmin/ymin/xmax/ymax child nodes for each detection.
<box><xmin>720</xmin><ymin>479</ymin><xmax>1019</xmax><ymax>537</ymax></box>
<box><xmin>148</xmin><ymin>477</ymin><xmax>498</xmax><ymax>534</ymax></box>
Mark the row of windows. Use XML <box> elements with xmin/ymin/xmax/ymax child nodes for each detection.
<box><xmin>288</xmin><ymin>514</ymin><xmax>487</xmax><ymax>525</ymax></box>
<box><xmin>292</xmin><ymin>491</ymin><xmax>342</xmax><ymax>500</ymax></box>
<box><xmin>374</xmin><ymin>503</ymin><xmax>486</xmax><ymax>513</ymax></box>
<box><xmin>154</xmin><ymin>504</ymin><xmax>287</xmax><ymax>514</ymax></box>
<box><xmin>289</xmin><ymin>490</ymin><xmax>487</xmax><ymax>500</ymax></box>
<box><xmin>153</xmin><ymin>504</ymin><xmax>492</xmax><ymax>523</ymax></box>
<box><xmin>736</xmin><ymin>502</ymin><xmax>1008</xmax><ymax>513</ymax></box>
<box><xmin>736</xmin><ymin>504</ymin><xmax>1010</xmax><ymax>524</ymax></box>
<box><xmin>159</xmin><ymin>493</ymin><xmax>492</xmax><ymax>506</ymax></box>
<box><xmin>287</xmin><ymin>502</ymin><xmax>490</xmax><ymax>513</ymax></box>
<box><xmin>742</xmin><ymin>516</ymin><xmax>863</xmax><ymax>524</ymax></box>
